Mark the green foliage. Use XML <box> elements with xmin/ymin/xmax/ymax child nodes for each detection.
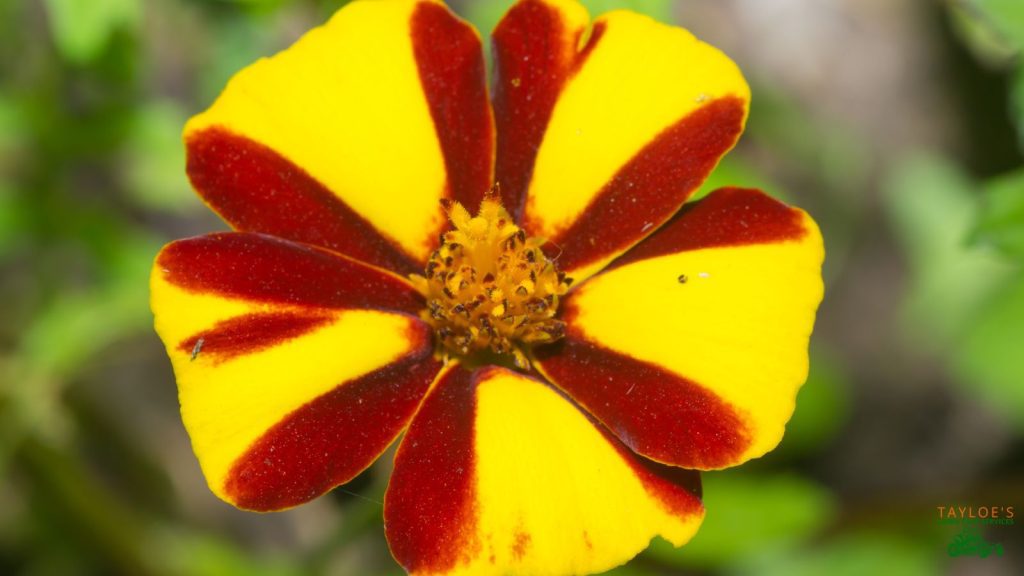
<box><xmin>579</xmin><ymin>0</ymin><xmax>672</xmax><ymax>22</ymax></box>
<box><xmin>973</xmin><ymin>0</ymin><xmax>1024</xmax><ymax>49</ymax></box>
<box><xmin>737</xmin><ymin>532</ymin><xmax>938</xmax><ymax>576</ymax></box>
<box><xmin>164</xmin><ymin>533</ymin><xmax>306</xmax><ymax>576</ymax></box>
<box><xmin>122</xmin><ymin>102</ymin><xmax>199</xmax><ymax>212</ymax></box>
<box><xmin>776</xmin><ymin>348</ymin><xmax>848</xmax><ymax>457</ymax></box>
<box><xmin>645</xmin><ymin>473</ymin><xmax>836</xmax><ymax>569</ymax></box>
<box><xmin>694</xmin><ymin>155</ymin><xmax>778</xmax><ymax>202</ymax></box>
<box><xmin>972</xmin><ymin>168</ymin><xmax>1024</xmax><ymax>258</ymax></box>
<box><xmin>884</xmin><ymin>154</ymin><xmax>1014</xmax><ymax>349</ymax></box>
<box><xmin>954</xmin><ymin>274</ymin><xmax>1024</xmax><ymax>429</ymax></box>
<box><xmin>462</xmin><ymin>0</ymin><xmax>672</xmax><ymax>43</ymax></box>
<box><xmin>43</xmin><ymin>0</ymin><xmax>140</xmax><ymax>64</ymax></box>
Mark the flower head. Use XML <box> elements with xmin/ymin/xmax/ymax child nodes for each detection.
<box><xmin>151</xmin><ymin>1</ymin><xmax>824</xmax><ymax>574</ymax></box>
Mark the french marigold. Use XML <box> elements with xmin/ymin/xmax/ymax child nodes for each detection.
<box><xmin>150</xmin><ymin>0</ymin><xmax>825</xmax><ymax>574</ymax></box>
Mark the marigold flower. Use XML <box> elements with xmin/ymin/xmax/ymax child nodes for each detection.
<box><xmin>150</xmin><ymin>0</ymin><xmax>824</xmax><ymax>574</ymax></box>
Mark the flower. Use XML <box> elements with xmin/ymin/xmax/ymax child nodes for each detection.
<box><xmin>150</xmin><ymin>0</ymin><xmax>824</xmax><ymax>574</ymax></box>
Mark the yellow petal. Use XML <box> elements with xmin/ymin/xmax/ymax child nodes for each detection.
<box><xmin>386</xmin><ymin>365</ymin><xmax>704</xmax><ymax>575</ymax></box>
<box><xmin>539</xmin><ymin>188</ymin><xmax>825</xmax><ymax>469</ymax></box>
<box><xmin>493</xmin><ymin>0</ymin><xmax>749</xmax><ymax>282</ymax></box>
<box><xmin>186</xmin><ymin>0</ymin><xmax>493</xmax><ymax>266</ymax></box>
<box><xmin>151</xmin><ymin>233</ymin><xmax>441</xmax><ymax>509</ymax></box>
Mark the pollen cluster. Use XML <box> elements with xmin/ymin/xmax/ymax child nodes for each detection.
<box><xmin>411</xmin><ymin>195</ymin><xmax>572</xmax><ymax>369</ymax></box>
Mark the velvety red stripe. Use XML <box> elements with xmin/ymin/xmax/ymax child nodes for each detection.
<box><xmin>625</xmin><ymin>450</ymin><xmax>704</xmax><ymax>518</ymax></box>
<box><xmin>492</xmin><ymin>1</ymin><xmax>604</xmax><ymax>219</ymax></box>
<box><xmin>186</xmin><ymin>127</ymin><xmax>419</xmax><ymax>274</ymax></box>
<box><xmin>225</xmin><ymin>328</ymin><xmax>441</xmax><ymax>511</ymax></box>
<box><xmin>534</xmin><ymin>322</ymin><xmax>752</xmax><ymax>469</ymax></box>
<box><xmin>534</xmin><ymin>97</ymin><xmax>746</xmax><ymax>274</ymax></box>
<box><xmin>177</xmin><ymin>312</ymin><xmax>334</xmax><ymax>364</ymax></box>
<box><xmin>158</xmin><ymin>232</ymin><xmax>423</xmax><ymax>314</ymax></box>
<box><xmin>411</xmin><ymin>2</ymin><xmax>494</xmax><ymax>214</ymax></box>
<box><xmin>610</xmin><ymin>187</ymin><xmax>809</xmax><ymax>270</ymax></box>
<box><xmin>543</xmin><ymin>379</ymin><xmax>704</xmax><ymax>517</ymax></box>
<box><xmin>386</xmin><ymin>367</ymin><xmax>480</xmax><ymax>574</ymax></box>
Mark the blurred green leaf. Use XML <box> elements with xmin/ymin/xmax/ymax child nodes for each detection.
<box><xmin>737</xmin><ymin>532</ymin><xmax>938</xmax><ymax>576</ymax></box>
<box><xmin>597</xmin><ymin>564</ymin><xmax>657</xmax><ymax>576</ymax></box>
<box><xmin>954</xmin><ymin>273</ymin><xmax>1024</xmax><ymax>429</ymax></box>
<box><xmin>579</xmin><ymin>0</ymin><xmax>673</xmax><ymax>22</ymax></box>
<box><xmin>973</xmin><ymin>169</ymin><xmax>1024</xmax><ymax>259</ymax></box>
<box><xmin>776</xmin><ymin>348</ymin><xmax>848</xmax><ymax>457</ymax></box>
<box><xmin>4</xmin><ymin>233</ymin><xmax>159</xmax><ymax>445</ymax></box>
<box><xmin>0</xmin><ymin>185</ymin><xmax>22</xmax><ymax>258</ymax></box>
<box><xmin>201</xmin><ymin>13</ymin><xmax>276</xmax><ymax>104</ymax></box>
<box><xmin>695</xmin><ymin>155</ymin><xmax>779</xmax><ymax>202</ymax></box>
<box><xmin>0</xmin><ymin>94</ymin><xmax>26</xmax><ymax>158</ymax></box>
<box><xmin>949</xmin><ymin>3</ymin><xmax>1018</xmax><ymax>65</ymax></box>
<box><xmin>646</xmin><ymin>473</ymin><xmax>835</xmax><ymax>568</ymax></box>
<box><xmin>43</xmin><ymin>0</ymin><xmax>140</xmax><ymax>64</ymax></box>
<box><xmin>884</xmin><ymin>154</ymin><xmax>1014</xmax><ymax>349</ymax></box>
<box><xmin>122</xmin><ymin>102</ymin><xmax>199</xmax><ymax>213</ymax></box>
<box><xmin>973</xmin><ymin>0</ymin><xmax>1024</xmax><ymax>49</ymax></box>
<box><xmin>461</xmin><ymin>0</ymin><xmax>514</xmax><ymax>38</ymax></box>
<box><xmin>20</xmin><ymin>233</ymin><xmax>158</xmax><ymax>378</ymax></box>
<box><xmin>162</xmin><ymin>532</ymin><xmax>303</xmax><ymax>576</ymax></box>
<box><xmin>462</xmin><ymin>0</ymin><xmax>673</xmax><ymax>44</ymax></box>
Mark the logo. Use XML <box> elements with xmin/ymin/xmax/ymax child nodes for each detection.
<box><xmin>936</xmin><ymin>505</ymin><xmax>1014</xmax><ymax>558</ymax></box>
<box><xmin>947</xmin><ymin>526</ymin><xmax>1003</xmax><ymax>558</ymax></box>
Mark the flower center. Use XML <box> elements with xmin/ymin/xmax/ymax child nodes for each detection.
<box><xmin>411</xmin><ymin>195</ymin><xmax>572</xmax><ymax>370</ymax></box>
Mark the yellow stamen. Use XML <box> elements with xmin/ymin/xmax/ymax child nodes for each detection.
<box><xmin>410</xmin><ymin>194</ymin><xmax>573</xmax><ymax>369</ymax></box>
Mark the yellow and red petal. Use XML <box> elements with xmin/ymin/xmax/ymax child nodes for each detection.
<box><xmin>151</xmin><ymin>232</ymin><xmax>442</xmax><ymax>510</ymax></box>
<box><xmin>185</xmin><ymin>0</ymin><xmax>493</xmax><ymax>271</ymax></box>
<box><xmin>491</xmin><ymin>0</ymin><xmax>590</xmax><ymax>218</ymax></box>
<box><xmin>385</xmin><ymin>365</ymin><xmax>704</xmax><ymax>576</ymax></box>
<box><xmin>493</xmin><ymin>0</ymin><xmax>750</xmax><ymax>282</ymax></box>
<box><xmin>535</xmin><ymin>188</ymin><xmax>825</xmax><ymax>470</ymax></box>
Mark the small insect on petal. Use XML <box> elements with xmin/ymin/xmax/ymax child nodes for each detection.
<box><xmin>190</xmin><ymin>337</ymin><xmax>205</xmax><ymax>361</ymax></box>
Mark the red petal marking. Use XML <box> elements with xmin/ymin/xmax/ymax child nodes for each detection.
<box><xmin>621</xmin><ymin>447</ymin><xmax>704</xmax><ymax>518</ymax></box>
<box><xmin>224</xmin><ymin>325</ymin><xmax>440</xmax><ymax>511</ymax></box>
<box><xmin>157</xmin><ymin>232</ymin><xmax>423</xmax><ymax>314</ymax></box>
<box><xmin>534</xmin><ymin>322</ymin><xmax>752</xmax><ymax>470</ymax></box>
<box><xmin>598</xmin><ymin>421</ymin><xmax>703</xmax><ymax>518</ymax></box>
<box><xmin>492</xmin><ymin>0</ymin><xmax>605</xmax><ymax>219</ymax></box>
<box><xmin>411</xmin><ymin>2</ymin><xmax>494</xmax><ymax>214</ymax></box>
<box><xmin>386</xmin><ymin>367</ymin><xmax>480</xmax><ymax>574</ymax></box>
<box><xmin>533</xmin><ymin>97</ymin><xmax>746</xmax><ymax>274</ymax></box>
<box><xmin>186</xmin><ymin>127</ymin><xmax>419</xmax><ymax>274</ymax></box>
<box><xmin>540</xmin><ymin>379</ymin><xmax>705</xmax><ymax>517</ymax></box>
<box><xmin>611</xmin><ymin>187</ymin><xmax>809</xmax><ymax>270</ymax></box>
<box><xmin>177</xmin><ymin>311</ymin><xmax>334</xmax><ymax>364</ymax></box>
<box><xmin>511</xmin><ymin>530</ymin><xmax>531</xmax><ymax>560</ymax></box>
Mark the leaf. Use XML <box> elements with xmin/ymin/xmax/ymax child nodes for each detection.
<box><xmin>579</xmin><ymin>0</ymin><xmax>673</xmax><ymax>23</ymax></box>
<box><xmin>42</xmin><ymin>0</ymin><xmax>140</xmax><ymax>64</ymax></box>
<box><xmin>775</xmin><ymin>347</ymin><xmax>848</xmax><ymax>457</ymax></box>
<box><xmin>462</xmin><ymin>0</ymin><xmax>674</xmax><ymax>47</ymax></box>
<box><xmin>973</xmin><ymin>0</ymin><xmax>1024</xmax><ymax>50</ymax></box>
<box><xmin>948</xmin><ymin>2</ymin><xmax>1018</xmax><ymax>66</ymax></box>
<box><xmin>121</xmin><ymin>102</ymin><xmax>200</xmax><ymax>213</ymax></box>
<box><xmin>738</xmin><ymin>532</ymin><xmax>938</xmax><ymax>576</ymax></box>
<box><xmin>645</xmin><ymin>473</ymin><xmax>835</xmax><ymax>568</ymax></box>
<box><xmin>883</xmin><ymin>154</ymin><xmax>1014</xmax><ymax>350</ymax></box>
<box><xmin>19</xmin><ymin>233</ymin><xmax>159</xmax><ymax>378</ymax></box>
<box><xmin>0</xmin><ymin>185</ymin><xmax>22</xmax><ymax>259</ymax></box>
<box><xmin>973</xmin><ymin>169</ymin><xmax>1024</xmax><ymax>259</ymax></box>
<box><xmin>695</xmin><ymin>155</ymin><xmax>779</xmax><ymax>202</ymax></box>
<box><xmin>954</xmin><ymin>273</ymin><xmax>1024</xmax><ymax>430</ymax></box>
<box><xmin>160</xmin><ymin>532</ymin><xmax>304</xmax><ymax>576</ymax></box>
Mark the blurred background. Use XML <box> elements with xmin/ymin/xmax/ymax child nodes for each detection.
<box><xmin>2</xmin><ymin>0</ymin><xmax>1023</xmax><ymax>574</ymax></box>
